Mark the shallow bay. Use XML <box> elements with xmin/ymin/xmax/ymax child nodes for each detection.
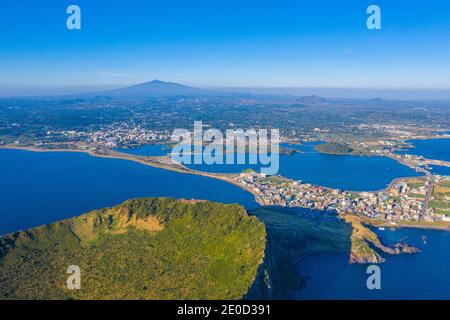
<box><xmin>398</xmin><ymin>138</ymin><xmax>450</xmax><ymax>162</ymax></box>
<box><xmin>121</xmin><ymin>143</ymin><xmax>422</xmax><ymax>191</ymax></box>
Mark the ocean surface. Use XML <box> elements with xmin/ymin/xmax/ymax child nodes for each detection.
<box><xmin>0</xmin><ymin>149</ymin><xmax>257</xmax><ymax>235</ymax></box>
<box><xmin>397</xmin><ymin>138</ymin><xmax>450</xmax><ymax>162</ymax></box>
<box><xmin>119</xmin><ymin>143</ymin><xmax>422</xmax><ymax>191</ymax></box>
<box><xmin>396</xmin><ymin>138</ymin><xmax>450</xmax><ymax>176</ymax></box>
<box><xmin>116</xmin><ymin>144</ymin><xmax>171</xmax><ymax>157</ymax></box>
<box><xmin>248</xmin><ymin>207</ymin><xmax>450</xmax><ymax>300</ymax></box>
<box><xmin>430</xmin><ymin>165</ymin><xmax>450</xmax><ymax>176</ymax></box>
<box><xmin>1</xmin><ymin>148</ymin><xmax>450</xmax><ymax>299</ymax></box>
<box><xmin>292</xmin><ymin>226</ymin><xmax>450</xmax><ymax>300</ymax></box>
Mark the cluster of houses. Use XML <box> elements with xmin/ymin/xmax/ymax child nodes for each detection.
<box><xmin>233</xmin><ymin>171</ymin><xmax>450</xmax><ymax>223</ymax></box>
<box><xmin>50</xmin><ymin>124</ymin><xmax>170</xmax><ymax>148</ymax></box>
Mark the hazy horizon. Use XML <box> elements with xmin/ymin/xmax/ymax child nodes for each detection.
<box><xmin>1</xmin><ymin>81</ymin><xmax>450</xmax><ymax>101</ymax></box>
<box><xmin>1</xmin><ymin>0</ymin><xmax>450</xmax><ymax>93</ymax></box>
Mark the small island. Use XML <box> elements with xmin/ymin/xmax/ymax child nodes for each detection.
<box><xmin>314</xmin><ymin>142</ymin><xmax>355</xmax><ymax>155</ymax></box>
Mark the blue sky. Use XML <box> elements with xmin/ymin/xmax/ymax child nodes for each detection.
<box><xmin>1</xmin><ymin>0</ymin><xmax>450</xmax><ymax>89</ymax></box>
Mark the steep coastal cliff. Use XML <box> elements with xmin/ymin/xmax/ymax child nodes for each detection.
<box><xmin>0</xmin><ymin>198</ymin><xmax>266</xmax><ymax>300</ymax></box>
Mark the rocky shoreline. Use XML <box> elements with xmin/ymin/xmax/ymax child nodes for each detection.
<box><xmin>344</xmin><ymin>215</ymin><xmax>420</xmax><ymax>264</ymax></box>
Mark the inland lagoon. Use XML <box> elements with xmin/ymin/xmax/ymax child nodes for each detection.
<box><xmin>120</xmin><ymin>143</ymin><xmax>422</xmax><ymax>191</ymax></box>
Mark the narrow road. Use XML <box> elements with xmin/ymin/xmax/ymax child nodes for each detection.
<box><xmin>422</xmin><ymin>176</ymin><xmax>435</xmax><ymax>216</ymax></box>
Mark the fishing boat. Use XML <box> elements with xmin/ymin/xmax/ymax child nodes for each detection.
<box><xmin>422</xmin><ymin>235</ymin><xmax>427</xmax><ymax>244</ymax></box>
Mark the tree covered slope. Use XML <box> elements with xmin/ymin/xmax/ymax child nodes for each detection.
<box><xmin>0</xmin><ymin>198</ymin><xmax>266</xmax><ymax>300</ymax></box>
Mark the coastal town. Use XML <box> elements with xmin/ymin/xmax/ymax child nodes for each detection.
<box><xmin>2</xmin><ymin>120</ymin><xmax>450</xmax><ymax>226</ymax></box>
<box><xmin>46</xmin><ymin>123</ymin><xmax>171</xmax><ymax>148</ymax></box>
<box><xmin>231</xmin><ymin>169</ymin><xmax>450</xmax><ymax>224</ymax></box>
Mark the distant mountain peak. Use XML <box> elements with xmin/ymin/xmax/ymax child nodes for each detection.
<box><xmin>103</xmin><ymin>80</ymin><xmax>202</xmax><ymax>97</ymax></box>
<box><xmin>146</xmin><ymin>79</ymin><xmax>179</xmax><ymax>85</ymax></box>
<box><xmin>299</xmin><ymin>95</ymin><xmax>327</xmax><ymax>104</ymax></box>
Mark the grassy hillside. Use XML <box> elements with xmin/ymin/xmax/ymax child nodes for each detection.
<box><xmin>0</xmin><ymin>198</ymin><xmax>266</xmax><ymax>300</ymax></box>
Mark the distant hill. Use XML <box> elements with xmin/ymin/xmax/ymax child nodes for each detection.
<box><xmin>315</xmin><ymin>142</ymin><xmax>354</xmax><ymax>155</ymax></box>
<box><xmin>366</xmin><ymin>97</ymin><xmax>387</xmax><ymax>105</ymax></box>
<box><xmin>298</xmin><ymin>95</ymin><xmax>328</xmax><ymax>104</ymax></box>
<box><xmin>103</xmin><ymin>80</ymin><xmax>204</xmax><ymax>97</ymax></box>
<box><xmin>0</xmin><ymin>198</ymin><xmax>266</xmax><ymax>300</ymax></box>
